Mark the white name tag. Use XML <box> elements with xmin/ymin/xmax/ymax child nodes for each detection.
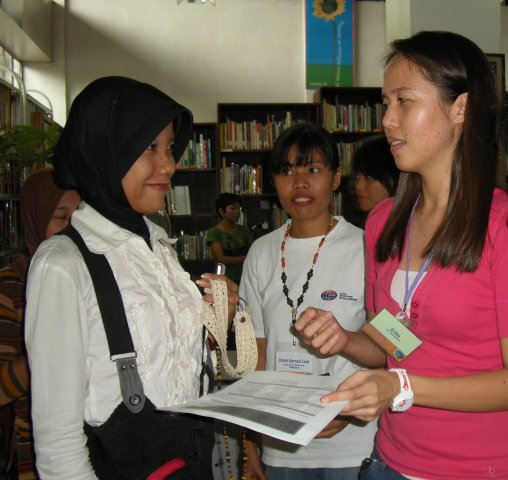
<box><xmin>275</xmin><ymin>342</ymin><xmax>314</xmax><ymax>374</ymax></box>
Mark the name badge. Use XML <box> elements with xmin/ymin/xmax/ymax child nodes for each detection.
<box><xmin>275</xmin><ymin>342</ymin><xmax>314</xmax><ymax>374</ymax></box>
<box><xmin>363</xmin><ymin>309</ymin><xmax>422</xmax><ymax>362</ymax></box>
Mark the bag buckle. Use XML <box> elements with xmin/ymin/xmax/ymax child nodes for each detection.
<box><xmin>111</xmin><ymin>352</ymin><xmax>145</xmax><ymax>413</ymax></box>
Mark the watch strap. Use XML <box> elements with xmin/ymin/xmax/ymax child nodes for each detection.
<box><xmin>389</xmin><ymin>368</ymin><xmax>413</xmax><ymax>412</ymax></box>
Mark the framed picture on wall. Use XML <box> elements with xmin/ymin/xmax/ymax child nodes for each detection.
<box><xmin>485</xmin><ymin>53</ymin><xmax>505</xmax><ymax>99</ymax></box>
<box><xmin>485</xmin><ymin>53</ymin><xmax>507</xmax><ymax>186</ymax></box>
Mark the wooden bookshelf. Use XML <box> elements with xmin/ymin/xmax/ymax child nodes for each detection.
<box><xmin>0</xmin><ymin>78</ymin><xmax>55</xmax><ymax>267</ymax></box>
<box><xmin>167</xmin><ymin>92</ymin><xmax>385</xmax><ymax>267</ymax></box>
<box><xmin>217</xmin><ymin>103</ymin><xmax>319</xmax><ymax>231</ymax></box>
<box><xmin>167</xmin><ymin>122</ymin><xmax>219</xmax><ymax>277</ymax></box>
<box><xmin>313</xmin><ymin>87</ymin><xmax>384</xmax><ymax>227</ymax></box>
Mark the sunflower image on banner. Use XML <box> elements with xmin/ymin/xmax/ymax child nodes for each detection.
<box><xmin>305</xmin><ymin>0</ymin><xmax>354</xmax><ymax>88</ymax></box>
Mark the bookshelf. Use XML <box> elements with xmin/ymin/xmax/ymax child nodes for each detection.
<box><xmin>167</xmin><ymin>122</ymin><xmax>218</xmax><ymax>277</ymax></box>
<box><xmin>0</xmin><ymin>73</ymin><xmax>55</xmax><ymax>267</ymax></box>
<box><xmin>313</xmin><ymin>87</ymin><xmax>384</xmax><ymax>227</ymax></box>
<box><xmin>166</xmin><ymin>92</ymin><xmax>384</xmax><ymax>273</ymax></box>
<box><xmin>217</xmin><ymin>103</ymin><xmax>319</xmax><ymax>232</ymax></box>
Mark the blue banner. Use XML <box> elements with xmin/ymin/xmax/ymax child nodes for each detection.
<box><xmin>305</xmin><ymin>0</ymin><xmax>354</xmax><ymax>88</ymax></box>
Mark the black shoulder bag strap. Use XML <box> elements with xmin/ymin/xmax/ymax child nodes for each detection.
<box><xmin>60</xmin><ymin>225</ymin><xmax>145</xmax><ymax>413</ymax></box>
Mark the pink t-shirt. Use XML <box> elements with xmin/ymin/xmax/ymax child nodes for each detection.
<box><xmin>366</xmin><ymin>189</ymin><xmax>508</xmax><ymax>480</ymax></box>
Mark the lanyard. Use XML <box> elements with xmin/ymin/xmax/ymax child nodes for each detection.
<box><xmin>398</xmin><ymin>196</ymin><xmax>432</xmax><ymax>322</ymax></box>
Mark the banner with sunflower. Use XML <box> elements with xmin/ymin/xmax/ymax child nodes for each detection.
<box><xmin>305</xmin><ymin>0</ymin><xmax>353</xmax><ymax>88</ymax></box>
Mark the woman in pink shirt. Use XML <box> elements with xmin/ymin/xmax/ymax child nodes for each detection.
<box><xmin>295</xmin><ymin>30</ymin><xmax>508</xmax><ymax>479</ymax></box>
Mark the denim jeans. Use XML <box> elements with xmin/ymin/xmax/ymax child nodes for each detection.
<box><xmin>359</xmin><ymin>449</ymin><xmax>408</xmax><ymax>480</ymax></box>
<box><xmin>265</xmin><ymin>465</ymin><xmax>360</xmax><ymax>480</ymax></box>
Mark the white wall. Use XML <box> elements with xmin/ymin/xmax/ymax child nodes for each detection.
<box><xmin>21</xmin><ymin>0</ymin><xmax>508</xmax><ymax>125</ymax></box>
<box><xmin>64</xmin><ymin>0</ymin><xmax>309</xmax><ymax>124</ymax></box>
<box><xmin>386</xmin><ymin>0</ymin><xmax>501</xmax><ymax>52</ymax></box>
<box><xmin>354</xmin><ymin>1</ymin><xmax>386</xmax><ymax>88</ymax></box>
<box><xmin>24</xmin><ymin>0</ymin><xmax>389</xmax><ymax>124</ymax></box>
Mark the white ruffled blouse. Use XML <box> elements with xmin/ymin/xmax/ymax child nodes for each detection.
<box><xmin>25</xmin><ymin>202</ymin><xmax>205</xmax><ymax>479</ymax></box>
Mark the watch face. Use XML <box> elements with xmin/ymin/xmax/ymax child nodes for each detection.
<box><xmin>392</xmin><ymin>396</ymin><xmax>413</xmax><ymax>412</ymax></box>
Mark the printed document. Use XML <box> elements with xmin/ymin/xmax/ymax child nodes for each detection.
<box><xmin>161</xmin><ymin>371</ymin><xmax>348</xmax><ymax>446</ymax></box>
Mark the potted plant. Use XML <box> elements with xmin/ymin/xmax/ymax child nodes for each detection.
<box><xmin>0</xmin><ymin>123</ymin><xmax>61</xmax><ymax>193</ymax></box>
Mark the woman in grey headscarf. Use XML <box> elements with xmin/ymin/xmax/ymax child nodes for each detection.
<box><xmin>24</xmin><ymin>77</ymin><xmax>237</xmax><ymax>480</ymax></box>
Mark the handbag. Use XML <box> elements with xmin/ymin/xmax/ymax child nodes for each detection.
<box><xmin>62</xmin><ymin>226</ymin><xmax>214</xmax><ymax>480</ymax></box>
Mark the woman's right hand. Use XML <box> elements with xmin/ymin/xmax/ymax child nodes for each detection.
<box><xmin>293</xmin><ymin>307</ymin><xmax>350</xmax><ymax>356</ymax></box>
<box><xmin>321</xmin><ymin>369</ymin><xmax>400</xmax><ymax>422</ymax></box>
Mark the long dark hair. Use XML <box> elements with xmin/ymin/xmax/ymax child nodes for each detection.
<box><xmin>376</xmin><ymin>31</ymin><xmax>498</xmax><ymax>272</ymax></box>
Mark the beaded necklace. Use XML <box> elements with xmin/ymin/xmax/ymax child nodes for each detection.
<box><xmin>280</xmin><ymin>216</ymin><xmax>335</xmax><ymax>345</ymax></box>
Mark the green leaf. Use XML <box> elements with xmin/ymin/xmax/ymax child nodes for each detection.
<box><xmin>0</xmin><ymin>124</ymin><xmax>61</xmax><ymax>169</ymax></box>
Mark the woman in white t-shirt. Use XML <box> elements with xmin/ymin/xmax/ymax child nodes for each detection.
<box><xmin>240</xmin><ymin>122</ymin><xmax>377</xmax><ymax>480</ymax></box>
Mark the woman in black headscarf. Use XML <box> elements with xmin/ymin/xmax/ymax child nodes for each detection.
<box><xmin>24</xmin><ymin>77</ymin><xmax>237</xmax><ymax>479</ymax></box>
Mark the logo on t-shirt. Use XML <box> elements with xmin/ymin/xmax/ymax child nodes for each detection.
<box><xmin>321</xmin><ymin>290</ymin><xmax>337</xmax><ymax>301</ymax></box>
<box><xmin>320</xmin><ymin>290</ymin><xmax>358</xmax><ymax>302</ymax></box>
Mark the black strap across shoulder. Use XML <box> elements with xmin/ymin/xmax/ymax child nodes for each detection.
<box><xmin>62</xmin><ymin>225</ymin><xmax>133</xmax><ymax>356</ymax></box>
<box><xmin>60</xmin><ymin>225</ymin><xmax>145</xmax><ymax>413</ymax></box>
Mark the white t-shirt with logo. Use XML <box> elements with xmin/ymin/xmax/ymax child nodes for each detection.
<box><xmin>239</xmin><ymin>217</ymin><xmax>377</xmax><ymax>469</ymax></box>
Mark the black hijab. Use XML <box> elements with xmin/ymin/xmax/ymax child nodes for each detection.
<box><xmin>53</xmin><ymin>76</ymin><xmax>192</xmax><ymax>243</ymax></box>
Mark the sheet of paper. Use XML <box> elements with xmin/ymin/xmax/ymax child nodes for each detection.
<box><xmin>160</xmin><ymin>371</ymin><xmax>348</xmax><ymax>446</ymax></box>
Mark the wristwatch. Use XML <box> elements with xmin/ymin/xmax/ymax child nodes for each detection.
<box><xmin>389</xmin><ymin>368</ymin><xmax>413</xmax><ymax>412</ymax></box>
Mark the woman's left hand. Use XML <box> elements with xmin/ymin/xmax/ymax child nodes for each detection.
<box><xmin>197</xmin><ymin>273</ymin><xmax>239</xmax><ymax>323</ymax></box>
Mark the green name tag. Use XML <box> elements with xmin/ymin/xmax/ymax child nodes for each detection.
<box><xmin>363</xmin><ymin>309</ymin><xmax>422</xmax><ymax>362</ymax></box>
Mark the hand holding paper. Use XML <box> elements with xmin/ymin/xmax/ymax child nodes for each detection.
<box><xmin>321</xmin><ymin>369</ymin><xmax>399</xmax><ymax>422</ymax></box>
<box><xmin>162</xmin><ymin>371</ymin><xmax>349</xmax><ymax>446</ymax></box>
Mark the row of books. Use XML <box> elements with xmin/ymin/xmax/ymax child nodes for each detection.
<box><xmin>322</xmin><ymin>100</ymin><xmax>384</xmax><ymax>133</ymax></box>
<box><xmin>166</xmin><ymin>186</ymin><xmax>191</xmax><ymax>215</ymax></box>
<box><xmin>178</xmin><ymin>131</ymin><xmax>214</xmax><ymax>169</ymax></box>
<box><xmin>221</xmin><ymin>161</ymin><xmax>263</xmax><ymax>195</ymax></box>
<box><xmin>0</xmin><ymin>164</ymin><xmax>45</xmax><ymax>198</ymax></box>
<box><xmin>218</xmin><ymin>139</ymin><xmax>368</xmax><ymax>194</ymax></box>
<box><xmin>271</xmin><ymin>203</ymin><xmax>289</xmax><ymax>229</ymax></box>
<box><xmin>0</xmin><ymin>86</ymin><xmax>23</xmax><ymax>131</ymax></box>
<box><xmin>0</xmin><ymin>86</ymin><xmax>50</xmax><ymax>132</ymax></box>
<box><xmin>0</xmin><ymin>199</ymin><xmax>23</xmax><ymax>250</ymax></box>
<box><xmin>175</xmin><ymin>230</ymin><xmax>209</xmax><ymax>261</ymax></box>
<box><xmin>169</xmin><ymin>194</ymin><xmax>343</xmax><ymax>261</ymax></box>
<box><xmin>338</xmin><ymin>141</ymin><xmax>371</xmax><ymax>177</ymax></box>
<box><xmin>219</xmin><ymin>111</ymin><xmax>297</xmax><ymax>151</ymax></box>
<box><xmin>0</xmin><ymin>159</ymin><xmax>20</xmax><ymax>194</ymax></box>
<box><xmin>0</xmin><ymin>163</ymin><xmax>36</xmax><ymax>195</ymax></box>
